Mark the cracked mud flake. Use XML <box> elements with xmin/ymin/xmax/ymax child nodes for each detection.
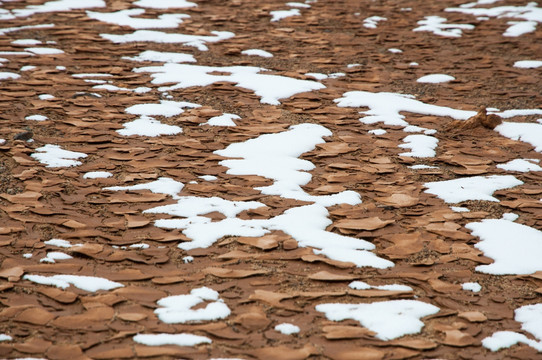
<box><xmin>1</xmin><ymin>0</ymin><xmax>542</xmax><ymax>358</ymax></box>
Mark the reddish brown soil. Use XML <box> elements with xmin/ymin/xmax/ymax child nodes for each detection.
<box><xmin>0</xmin><ymin>0</ymin><xmax>541</xmax><ymax>359</ymax></box>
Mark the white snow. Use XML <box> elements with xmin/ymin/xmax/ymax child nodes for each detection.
<box><xmin>388</xmin><ymin>48</ymin><xmax>403</xmax><ymax>53</ymax></box>
<box><xmin>117</xmin><ymin>116</ymin><xmax>182</xmax><ymax>136</ymax></box>
<box><xmin>495</xmin><ymin>122</ymin><xmax>542</xmax><ymax>153</ymax></box>
<box><xmin>126</xmin><ymin>100</ymin><xmax>200</xmax><ymax>117</ymax></box>
<box><xmin>502</xmin><ymin>212</ymin><xmax>519</xmax><ymax>222</ymax></box>
<box><xmin>155</xmin><ymin>287</ymin><xmax>230</xmax><ymax>323</ymax></box>
<box><xmin>497</xmin><ymin>159</ymin><xmax>542</xmax><ymax>172</ymax></box>
<box><xmin>23</xmin><ymin>274</ymin><xmax>123</xmax><ymax>292</ymax></box>
<box><xmin>129</xmin><ymin>243</ymin><xmax>149</xmax><ymax>249</ymax></box>
<box><xmin>462</xmin><ymin>282</ymin><xmax>481</xmax><ymax>292</ymax></box>
<box><xmin>287</xmin><ymin>2</ymin><xmax>311</xmax><ymax>8</ymax></box>
<box><xmin>25</xmin><ymin>115</ymin><xmax>48</xmax><ymax>121</ymax></box>
<box><xmin>0</xmin><ymin>72</ymin><xmax>20</xmax><ymax>80</ymax></box>
<box><xmin>316</xmin><ymin>300</ymin><xmax>440</xmax><ymax>340</ymax></box>
<box><xmin>413</xmin><ymin>16</ymin><xmax>474</xmax><ymax>37</ymax></box>
<box><xmin>87</xmin><ymin>9</ymin><xmax>189</xmax><ymax>29</ymax></box>
<box><xmin>305</xmin><ymin>72</ymin><xmax>328</xmax><ymax>80</ymax></box>
<box><xmin>199</xmin><ymin>175</ymin><xmax>217</xmax><ymax>181</ymax></box>
<box><xmin>451</xmin><ymin>206</ymin><xmax>470</xmax><ymax>212</ymax></box>
<box><xmin>417</xmin><ymin>74</ymin><xmax>455</xmax><ymax>83</ymax></box>
<box><xmin>12</xmin><ymin>0</ymin><xmax>105</xmax><ymax>18</ymax></box>
<box><xmin>275</xmin><ymin>323</ymin><xmax>300</xmax><ymax>335</ymax></box>
<box><xmin>105</xmin><ymin>177</ymin><xmax>185</xmax><ymax>200</ymax></box>
<box><xmin>38</xmin><ymin>94</ymin><xmax>54</xmax><ymax>100</ymax></box>
<box><xmin>203</xmin><ymin>113</ymin><xmax>239</xmax><ymax>127</ymax></box>
<box><xmin>335</xmin><ymin>91</ymin><xmax>475</xmax><ymax>127</ymax></box>
<box><xmin>21</xmin><ymin>65</ymin><xmax>37</xmax><ymax>71</ymax></box>
<box><xmin>241</xmin><ymin>49</ymin><xmax>273</xmax><ymax>58</ymax></box>
<box><xmin>368</xmin><ymin>129</ymin><xmax>387</xmax><ymax>135</ymax></box>
<box><xmin>270</xmin><ymin>9</ymin><xmax>300</xmax><ymax>22</ymax></box>
<box><xmin>0</xmin><ymin>51</ymin><xmax>33</xmax><ymax>56</ymax></box>
<box><xmin>23</xmin><ymin>253</ymin><xmax>33</xmax><ymax>259</ymax></box>
<box><xmin>503</xmin><ymin>20</ymin><xmax>538</xmax><ymax>36</ymax></box>
<box><xmin>363</xmin><ymin>16</ymin><xmax>387</xmax><ymax>29</ymax></box>
<box><xmin>0</xmin><ymin>23</ymin><xmax>54</xmax><ymax>36</ymax></box>
<box><xmin>146</xmin><ymin>196</ymin><xmax>264</xmax><ymax>219</ymax></box>
<box><xmin>349</xmin><ymin>281</ymin><xmax>413</xmax><ymax>291</ymax></box>
<box><xmin>12</xmin><ymin>39</ymin><xmax>42</xmax><ymax>45</ymax></box>
<box><xmin>467</xmin><ymin>219</ymin><xmax>542</xmax><ymax>275</ymax></box>
<box><xmin>31</xmin><ymin>144</ymin><xmax>87</xmax><ymax>168</ymax></box>
<box><xmin>133</xmin><ymin>0</ymin><xmax>197</xmax><ymax>9</ymax></box>
<box><xmin>423</xmin><ymin>175</ymin><xmax>523</xmax><ymax>203</ymax></box>
<box><xmin>514</xmin><ymin>60</ymin><xmax>542</xmax><ymax>69</ymax></box>
<box><xmin>92</xmin><ymin>84</ymin><xmax>151</xmax><ymax>93</ymax></box>
<box><xmin>183</xmin><ymin>256</ymin><xmax>194</xmax><ymax>263</ymax></box>
<box><xmin>40</xmin><ymin>251</ymin><xmax>73</xmax><ymax>263</ymax></box>
<box><xmin>134</xmin><ymin>63</ymin><xmax>325</xmax><ymax>105</ymax></box>
<box><xmin>410</xmin><ymin>164</ymin><xmax>438</xmax><ymax>169</ymax></box>
<box><xmin>215</xmin><ymin>124</ymin><xmax>360</xmax><ymax>206</ymax></box>
<box><xmin>25</xmin><ymin>47</ymin><xmax>64</xmax><ymax>55</ymax></box>
<box><xmin>398</xmin><ymin>134</ymin><xmax>439</xmax><ymax>158</ymax></box>
<box><xmin>483</xmin><ymin>304</ymin><xmax>542</xmax><ymax>352</ymax></box>
<box><xmin>83</xmin><ymin>171</ymin><xmax>113</xmax><ymax>179</ymax></box>
<box><xmin>101</xmin><ymin>30</ymin><xmax>235</xmax><ymax>51</ymax></box>
<box><xmin>56</xmin><ymin>65</ymin><xmax>66</xmax><ymax>70</ymax></box>
<box><xmin>124</xmin><ymin>124</ymin><xmax>392</xmax><ymax>268</ymax></box>
<box><xmin>123</xmin><ymin>50</ymin><xmax>196</xmax><ymax>63</ymax></box>
<box><xmin>446</xmin><ymin>2</ymin><xmax>542</xmax><ymax>37</ymax></box>
<box><xmin>133</xmin><ymin>333</ymin><xmax>211</xmax><ymax>347</ymax></box>
<box><xmin>0</xmin><ymin>334</ymin><xmax>12</xmax><ymax>342</ymax></box>
<box><xmin>44</xmin><ymin>238</ymin><xmax>72</xmax><ymax>248</ymax></box>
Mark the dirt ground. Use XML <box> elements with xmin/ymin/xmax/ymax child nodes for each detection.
<box><xmin>0</xmin><ymin>0</ymin><xmax>541</xmax><ymax>359</ymax></box>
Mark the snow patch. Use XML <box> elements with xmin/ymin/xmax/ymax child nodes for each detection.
<box><xmin>417</xmin><ymin>74</ymin><xmax>455</xmax><ymax>83</ymax></box>
<box><xmin>23</xmin><ymin>274</ymin><xmax>123</xmax><ymax>292</ymax></box>
<box><xmin>335</xmin><ymin>91</ymin><xmax>474</xmax><ymax>127</ymax></box>
<box><xmin>363</xmin><ymin>16</ymin><xmax>387</xmax><ymax>29</ymax></box>
<box><xmin>31</xmin><ymin>144</ymin><xmax>87</xmax><ymax>168</ymax></box>
<box><xmin>270</xmin><ymin>9</ymin><xmax>300</xmax><ymax>22</ymax></box>
<box><xmin>134</xmin><ymin>63</ymin><xmax>325</xmax><ymax>105</ymax></box>
<box><xmin>316</xmin><ymin>300</ymin><xmax>439</xmax><ymax>340</ymax></box>
<box><xmin>203</xmin><ymin>113</ymin><xmax>239</xmax><ymax>127</ymax></box>
<box><xmin>155</xmin><ymin>287</ymin><xmax>230</xmax><ymax>323</ymax></box>
<box><xmin>497</xmin><ymin>159</ymin><xmax>542</xmax><ymax>172</ymax></box>
<box><xmin>87</xmin><ymin>9</ymin><xmax>189</xmax><ymax>29</ymax></box>
<box><xmin>413</xmin><ymin>16</ymin><xmax>474</xmax><ymax>37</ymax></box>
<box><xmin>462</xmin><ymin>282</ymin><xmax>481</xmax><ymax>292</ymax></box>
<box><xmin>424</xmin><ymin>175</ymin><xmax>523</xmax><ymax>203</ymax></box>
<box><xmin>275</xmin><ymin>323</ymin><xmax>300</xmax><ymax>335</ymax></box>
<box><xmin>117</xmin><ymin>116</ymin><xmax>182</xmax><ymax>136</ymax></box>
<box><xmin>25</xmin><ymin>115</ymin><xmax>48</xmax><ymax>121</ymax></box>
<box><xmin>83</xmin><ymin>171</ymin><xmax>113</xmax><ymax>179</ymax></box>
<box><xmin>483</xmin><ymin>304</ymin><xmax>542</xmax><ymax>352</ymax></box>
<box><xmin>467</xmin><ymin>219</ymin><xmax>542</xmax><ymax>275</ymax></box>
<box><xmin>123</xmin><ymin>50</ymin><xmax>196</xmax><ymax>63</ymax></box>
<box><xmin>133</xmin><ymin>333</ymin><xmax>211</xmax><ymax>347</ymax></box>
<box><xmin>133</xmin><ymin>0</ymin><xmax>197</xmax><ymax>9</ymax></box>
<box><xmin>514</xmin><ymin>60</ymin><xmax>542</xmax><ymax>69</ymax></box>
<box><xmin>241</xmin><ymin>49</ymin><xmax>273</xmax><ymax>58</ymax></box>
<box><xmin>101</xmin><ymin>30</ymin><xmax>235</xmax><ymax>51</ymax></box>
<box><xmin>398</xmin><ymin>134</ymin><xmax>439</xmax><ymax>158</ymax></box>
<box><xmin>105</xmin><ymin>177</ymin><xmax>184</xmax><ymax>200</ymax></box>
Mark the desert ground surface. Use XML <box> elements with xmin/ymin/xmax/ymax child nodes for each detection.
<box><xmin>0</xmin><ymin>0</ymin><xmax>541</xmax><ymax>359</ymax></box>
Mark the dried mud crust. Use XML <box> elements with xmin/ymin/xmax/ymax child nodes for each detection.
<box><xmin>0</xmin><ymin>0</ymin><xmax>541</xmax><ymax>359</ymax></box>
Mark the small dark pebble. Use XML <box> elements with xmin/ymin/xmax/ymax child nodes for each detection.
<box><xmin>14</xmin><ymin>131</ymin><xmax>33</xmax><ymax>141</ymax></box>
